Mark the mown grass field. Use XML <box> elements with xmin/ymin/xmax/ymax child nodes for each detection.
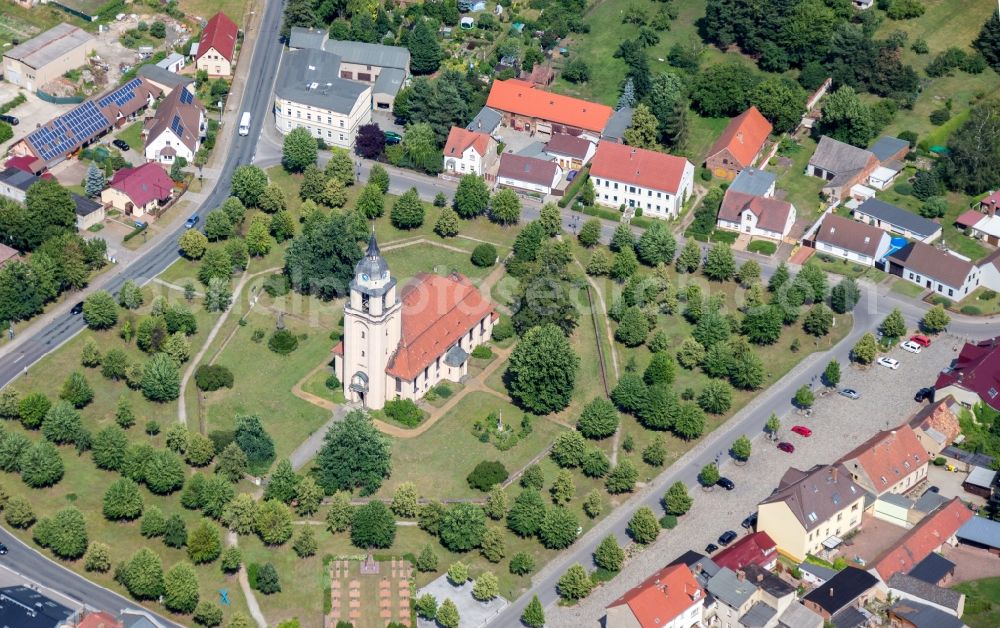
<box><xmin>955</xmin><ymin>576</ymin><xmax>1000</xmax><ymax>628</ymax></box>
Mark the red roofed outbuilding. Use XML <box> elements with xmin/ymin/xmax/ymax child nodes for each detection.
<box><xmin>196</xmin><ymin>12</ymin><xmax>238</xmax><ymax>77</ymax></box>
<box><xmin>705</xmin><ymin>106</ymin><xmax>773</xmax><ymax>179</ymax></box>
<box><xmin>589</xmin><ymin>141</ymin><xmax>694</xmax><ymax>220</ymax></box>
<box><xmin>871</xmin><ymin>498</ymin><xmax>973</xmax><ymax>582</ymax></box>
<box><xmin>713</xmin><ymin>531</ymin><xmax>779</xmax><ymax>572</ymax></box>
<box><xmin>606</xmin><ymin>563</ymin><xmax>705</xmax><ymax>628</ymax></box>
<box><xmin>101</xmin><ymin>162</ymin><xmax>174</xmax><ymax>218</ymax></box>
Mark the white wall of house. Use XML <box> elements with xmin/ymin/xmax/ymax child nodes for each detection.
<box><xmin>897</xmin><ymin>265</ymin><xmax>979</xmax><ymax>299</ymax></box>
<box><xmin>591</xmin><ymin>161</ymin><xmax>694</xmax><ymax>220</ymax></box>
<box><xmin>0</xmin><ymin>182</ymin><xmax>27</xmax><ymax>203</ymax></box>
<box><xmin>979</xmin><ymin>261</ymin><xmax>1000</xmax><ymax>292</ymax></box>
<box><xmin>815</xmin><ymin>235</ymin><xmax>889</xmax><ymax>267</ymax></box>
<box><xmin>717</xmin><ymin>205</ymin><xmax>796</xmax><ymax>240</ymax></box>
<box><xmin>274</xmin><ymin>88</ymin><xmax>372</xmax><ymax>150</ymax></box>
<box><xmin>145</xmin><ymin>123</ymin><xmax>201</xmax><ymax>164</ymax></box>
<box><xmin>498</xmin><ymin>166</ymin><xmax>563</xmax><ymax>195</ymax></box>
<box><xmin>196</xmin><ymin>47</ymin><xmax>232</xmax><ymax>77</ymax></box>
<box><xmin>854</xmin><ymin>212</ymin><xmax>941</xmax><ymax>244</ymax></box>
<box><xmin>442</xmin><ymin>143</ymin><xmax>498</xmax><ymax>177</ymax></box>
<box><xmin>868</xmin><ymin>167</ymin><xmax>899</xmax><ymax>190</ymax></box>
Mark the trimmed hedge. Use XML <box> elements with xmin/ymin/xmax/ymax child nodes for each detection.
<box><xmin>747</xmin><ymin>240</ymin><xmax>777</xmax><ymax>255</ymax></box>
<box><xmin>383</xmin><ymin>399</ymin><xmax>423</xmax><ymax>427</ymax></box>
<box><xmin>466</xmin><ymin>460</ymin><xmax>508</xmax><ymax>491</ymax></box>
<box><xmin>557</xmin><ymin>168</ymin><xmax>591</xmax><ymax>208</ymax></box>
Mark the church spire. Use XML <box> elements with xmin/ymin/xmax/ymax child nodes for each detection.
<box><xmin>365</xmin><ymin>230</ymin><xmax>381</xmax><ymax>259</ymax></box>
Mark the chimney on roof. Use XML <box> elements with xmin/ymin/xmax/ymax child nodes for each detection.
<box><xmin>832</xmin><ymin>466</ymin><xmax>839</xmax><ymax>483</ymax></box>
<box><xmin>737</xmin><ymin>570</ymin><xmax>745</xmax><ymax>582</ymax></box>
<box><xmin>756</xmin><ymin>573</ymin><xmax>764</xmax><ymax>583</ymax></box>
<box><xmin>829</xmin><ymin>587</ymin><xmax>835</xmax><ymax>598</ymax></box>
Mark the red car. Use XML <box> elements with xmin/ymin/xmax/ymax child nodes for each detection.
<box><xmin>910</xmin><ymin>334</ymin><xmax>932</xmax><ymax>348</ymax></box>
<box><xmin>777</xmin><ymin>442</ymin><xmax>795</xmax><ymax>453</ymax></box>
<box><xmin>791</xmin><ymin>425</ymin><xmax>812</xmax><ymax>437</ymax></box>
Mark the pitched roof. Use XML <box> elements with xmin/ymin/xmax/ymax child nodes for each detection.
<box><xmin>713</xmin><ymin>532</ymin><xmax>777</xmax><ymax>572</ymax></box>
<box><xmin>545</xmin><ymin>133</ymin><xmax>592</xmax><ymax>159</ymax></box>
<box><xmin>386</xmin><ymin>273</ymin><xmax>495</xmax><ymax>380</ymax></box>
<box><xmin>137</xmin><ymin>64</ymin><xmax>196</xmax><ymax>91</ymax></box>
<box><xmin>854</xmin><ymin>198</ymin><xmax>941</xmax><ymax>239</ymax></box>
<box><xmin>809</xmin><ymin>136</ymin><xmax>876</xmax><ymax>176</ymax></box>
<box><xmin>887</xmin><ymin>573</ymin><xmax>964</xmax><ymax>612</ymax></box>
<box><xmin>3</xmin><ymin>24</ymin><xmax>94</xmax><ymax>70</ymax></box>
<box><xmin>0</xmin><ymin>586</ymin><xmax>74</xmax><ymax>628</ymax></box>
<box><xmin>4</xmin><ymin>155</ymin><xmax>49</xmax><ymax>176</ymax></box>
<box><xmin>872</xmin><ymin>498</ymin><xmax>973</xmax><ymax>581</ymax></box>
<box><xmin>956</xmin><ymin>514</ymin><xmax>1000</xmax><ymax>548</ymax></box>
<box><xmin>373</xmin><ymin>67</ymin><xmax>406</xmax><ymax>97</ymax></box>
<box><xmin>886</xmin><ymin>241</ymin><xmax>976</xmax><ymax>289</ymax></box>
<box><xmin>197</xmin><ymin>12</ymin><xmax>238</xmax><ymax>62</ymax></box>
<box><xmin>76</xmin><ymin>610</ymin><xmax>124</xmax><ymax>628</ymax></box>
<box><xmin>729</xmin><ymin>168</ymin><xmax>776</xmax><ymax>197</ymax></box>
<box><xmin>741</xmin><ymin>601</ymin><xmax>778</xmax><ymax>627</ymax></box>
<box><xmin>485</xmin><ymin>79</ymin><xmax>613</xmax><ymax>133</ymax></box>
<box><xmin>602</xmin><ymin>106</ymin><xmax>634</xmax><ymax>141</ymax></box>
<box><xmin>444</xmin><ymin>127</ymin><xmax>492</xmax><ymax>159</ymax></box>
<box><xmin>145</xmin><ymin>85</ymin><xmax>204</xmax><ymax>154</ymax></box>
<box><xmin>742</xmin><ymin>564</ymin><xmax>795</xmax><ymax>598</ymax></box>
<box><xmin>815</xmin><ymin>214</ymin><xmax>887</xmax><ymax>258</ymax></box>
<box><xmin>837</xmin><ymin>424</ymin><xmax>929</xmax><ymax>494</ymax></box>
<box><xmin>889</xmin><ymin>599</ymin><xmax>964</xmax><ymax>628</ymax></box>
<box><xmin>706</xmin><ymin>567</ymin><xmax>758</xmax><ymax>608</ymax></box>
<box><xmin>802</xmin><ymin>567</ymin><xmax>878</xmax><ymax>615</ymax></box>
<box><xmin>497</xmin><ymin>153</ymin><xmax>559</xmax><ymax>187</ymax></box>
<box><xmin>907</xmin><ymin>396</ymin><xmax>961</xmax><ymax>445</ymax></box>
<box><xmin>935</xmin><ymin>337</ymin><xmax>1000</xmax><ymax>411</ymax></box>
<box><xmin>965</xmin><ymin>465</ymin><xmax>996</xmax><ymax>489</ymax></box>
<box><xmin>276</xmin><ymin>48</ymin><xmax>370</xmax><ymax>113</ymax></box>
<box><xmin>325</xmin><ymin>40</ymin><xmax>410</xmax><ymax>70</ymax></box>
<box><xmin>798</xmin><ymin>561</ymin><xmax>837</xmax><ymax>582</ymax></box>
<box><xmin>869</xmin><ymin>136</ymin><xmax>910</xmax><ymax>162</ymax></box>
<box><xmin>606</xmin><ymin>563</ymin><xmax>704</xmax><ymax>627</ymax></box>
<box><xmin>906</xmin><ymin>551</ymin><xmax>956</xmax><ymax>585</ymax></box>
<box><xmin>108</xmin><ymin>162</ymin><xmax>173</xmax><ymax>207</ymax></box>
<box><xmin>0</xmin><ymin>243</ymin><xmax>19</xmax><ymax>267</ymax></box>
<box><xmin>718</xmin><ymin>190</ymin><xmax>793</xmax><ymax>233</ymax></box>
<box><xmin>706</xmin><ymin>106</ymin><xmax>773</xmax><ymax>168</ymax></box>
<box><xmin>0</xmin><ymin>166</ymin><xmax>39</xmax><ymax>192</ymax></box>
<box><xmin>591</xmin><ymin>141</ymin><xmax>690</xmax><ymax>194</ymax></box>
<box><xmin>759</xmin><ymin>464</ymin><xmax>865</xmax><ymax>532</ymax></box>
<box><xmin>467</xmin><ymin>106</ymin><xmax>503</xmax><ymax>134</ymax></box>
<box><xmin>289</xmin><ymin>26</ymin><xmax>326</xmax><ymax>50</ymax></box>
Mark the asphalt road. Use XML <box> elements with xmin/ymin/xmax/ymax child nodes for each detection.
<box><xmin>0</xmin><ymin>0</ymin><xmax>285</xmax><ymax>391</ymax></box>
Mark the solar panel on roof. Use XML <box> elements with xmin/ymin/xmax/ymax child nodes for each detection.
<box><xmin>170</xmin><ymin>115</ymin><xmax>185</xmax><ymax>137</ymax></box>
<box><xmin>180</xmin><ymin>89</ymin><xmax>193</xmax><ymax>105</ymax></box>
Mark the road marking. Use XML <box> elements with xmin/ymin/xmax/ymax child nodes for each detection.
<box><xmin>12</xmin><ymin>354</ymin><xmax>22</xmax><ymax>363</ymax></box>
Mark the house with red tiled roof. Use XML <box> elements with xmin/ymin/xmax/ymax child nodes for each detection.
<box><xmin>485</xmin><ymin>79</ymin><xmax>613</xmax><ymax>139</ymax></box>
<box><xmin>712</xmin><ymin>531</ymin><xmax>778</xmax><ymax>572</ymax></box>
<box><xmin>195</xmin><ymin>12</ymin><xmax>238</xmax><ymax>77</ymax></box>
<box><xmin>545</xmin><ymin>133</ymin><xmax>595</xmax><ymax>170</ymax></box>
<box><xmin>74</xmin><ymin>610</ymin><xmax>124</xmax><ymax>628</ymax></box>
<box><xmin>935</xmin><ymin>336</ymin><xmax>1000</xmax><ymax>412</ymax></box>
<box><xmin>442</xmin><ymin>126</ymin><xmax>498</xmax><ymax>178</ymax></box>
<box><xmin>716</xmin><ymin>189</ymin><xmax>796</xmax><ymax>240</ymax></box>
<box><xmin>907</xmin><ymin>397</ymin><xmax>961</xmax><ymax>457</ymax></box>
<box><xmin>838</xmin><ymin>424</ymin><xmax>929</xmax><ymax>497</ymax></box>
<box><xmin>100</xmin><ymin>162</ymin><xmax>174</xmax><ymax>218</ymax></box>
<box><xmin>589</xmin><ymin>141</ymin><xmax>694</xmax><ymax>220</ymax></box>
<box><xmin>332</xmin><ymin>234</ymin><xmax>497</xmax><ymax>409</ymax></box>
<box><xmin>870</xmin><ymin>498</ymin><xmax>972</xmax><ymax>582</ymax></box>
<box><xmin>605</xmin><ymin>563</ymin><xmax>705</xmax><ymax>628</ymax></box>
<box><xmin>705</xmin><ymin>106</ymin><xmax>773</xmax><ymax>179</ymax></box>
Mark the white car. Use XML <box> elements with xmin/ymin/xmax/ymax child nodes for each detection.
<box><xmin>878</xmin><ymin>357</ymin><xmax>900</xmax><ymax>370</ymax></box>
<box><xmin>900</xmin><ymin>341</ymin><xmax>922</xmax><ymax>354</ymax></box>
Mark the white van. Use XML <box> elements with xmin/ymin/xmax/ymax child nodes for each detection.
<box><xmin>238</xmin><ymin>112</ymin><xmax>251</xmax><ymax>136</ymax></box>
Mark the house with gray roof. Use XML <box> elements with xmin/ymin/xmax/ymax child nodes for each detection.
<box><xmin>467</xmin><ymin>107</ymin><xmax>503</xmax><ymax>135</ymax></box>
<box><xmin>807</xmin><ymin>136</ymin><xmax>880</xmax><ymax>201</ymax></box>
<box><xmin>289</xmin><ymin>26</ymin><xmax>327</xmax><ymax>50</ymax></box>
<box><xmin>137</xmin><ymin>64</ymin><xmax>195</xmax><ymax>94</ymax></box>
<box><xmin>601</xmin><ymin>106</ymin><xmax>634</xmax><ymax>143</ymax></box>
<box><xmin>273</xmin><ymin>48</ymin><xmax>372</xmax><ymax>150</ymax></box>
<box><xmin>798</xmin><ymin>561</ymin><xmax>837</xmax><ymax>587</ymax></box>
<box><xmin>324</xmin><ymin>40</ymin><xmax>410</xmax><ymax>110</ymax></box>
<box><xmin>729</xmin><ymin>168</ymin><xmax>777</xmax><ymax>198</ymax></box>
<box><xmin>814</xmin><ymin>213</ymin><xmax>891</xmax><ymax>267</ymax></box>
<box><xmin>870</xmin><ymin>136</ymin><xmax>910</xmax><ymax>163</ymax></box>
<box><xmin>907</xmin><ymin>552</ymin><xmax>956</xmax><ymax>586</ymax></box>
<box><xmin>0</xmin><ymin>167</ymin><xmax>104</xmax><ymax>230</ymax></box>
<box><xmin>888</xmin><ymin>572</ymin><xmax>965</xmax><ymax>617</ymax></box>
<box><xmin>706</xmin><ymin>568</ymin><xmax>759</xmax><ymax>624</ymax></box>
<box><xmin>777</xmin><ymin>602</ymin><xmax>824</xmax><ymax>628</ymax></box>
<box><xmin>852</xmin><ymin>197</ymin><xmax>942</xmax><ymax>243</ymax></box>
<box><xmin>889</xmin><ymin>599</ymin><xmax>966</xmax><ymax>628</ymax></box>
<box><xmin>956</xmin><ymin>515</ymin><xmax>1000</xmax><ymax>552</ymax></box>
<box><xmin>886</xmin><ymin>240</ymin><xmax>980</xmax><ymax>300</ymax></box>
<box><xmin>803</xmin><ymin>567</ymin><xmax>879</xmax><ymax>620</ymax></box>
<box><xmin>706</xmin><ymin>565</ymin><xmax>798</xmax><ymax>628</ymax></box>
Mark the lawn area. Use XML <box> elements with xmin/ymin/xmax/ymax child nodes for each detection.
<box><xmin>953</xmin><ymin>286</ymin><xmax>1000</xmax><ymax>316</ymax></box>
<box><xmin>807</xmin><ymin>252</ymin><xmax>882</xmax><ymax>280</ymax></box>
<box><xmin>117</xmin><ymin>121</ymin><xmax>145</xmax><ymax>155</ymax></box>
<box><xmin>0</xmin><ymin>3</ymin><xmax>90</xmax><ymax>48</ymax></box>
<box><xmin>301</xmin><ymin>366</ymin><xmax>346</xmax><ymax>404</ymax></box>
<box><xmin>877</xmin><ymin>183</ymin><xmax>987</xmax><ymax>261</ymax></box>
<box><xmin>178</xmin><ymin>0</ymin><xmax>249</xmax><ymax>22</ymax></box>
<box><xmin>767</xmin><ymin>135</ymin><xmax>826</xmax><ymax>222</ymax></box>
<box><xmin>381</xmin><ymin>242</ymin><xmax>488</xmax><ymax>284</ymax></box>
<box><xmin>954</xmin><ymin>576</ymin><xmax>1000</xmax><ymax>628</ymax></box>
<box><xmin>876</xmin><ymin>0</ymin><xmax>996</xmax><ymax>73</ymax></box>
<box><xmin>890</xmin><ymin>277</ymin><xmax>927</xmax><ymax>297</ymax></box>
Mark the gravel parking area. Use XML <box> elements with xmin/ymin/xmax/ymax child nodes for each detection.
<box><xmin>941</xmin><ymin>544</ymin><xmax>1000</xmax><ymax>583</ymax></box>
<box><xmin>550</xmin><ymin>337</ymin><xmax>961</xmax><ymax>627</ymax></box>
<box><xmin>843</xmin><ymin>514</ymin><xmax>910</xmax><ymax>567</ymax></box>
<box><xmin>927</xmin><ymin>464</ymin><xmax>987</xmax><ymax>507</ymax></box>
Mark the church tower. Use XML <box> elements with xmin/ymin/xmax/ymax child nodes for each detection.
<box><xmin>342</xmin><ymin>233</ymin><xmax>402</xmax><ymax>409</ymax></box>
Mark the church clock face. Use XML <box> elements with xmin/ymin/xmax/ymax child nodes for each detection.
<box><xmin>361</xmin><ymin>273</ymin><xmax>370</xmax><ymax>282</ymax></box>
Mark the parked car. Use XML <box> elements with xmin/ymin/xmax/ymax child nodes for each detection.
<box><xmin>791</xmin><ymin>425</ymin><xmax>812</xmax><ymax>437</ymax></box>
<box><xmin>878</xmin><ymin>357</ymin><xmax>900</xmax><ymax>370</ymax></box>
<box><xmin>70</xmin><ymin>302</ymin><xmax>84</xmax><ymax>315</ymax></box>
<box><xmin>567</xmin><ymin>170</ymin><xmax>579</xmax><ymax>182</ymax></box>
<box><xmin>705</xmin><ymin>543</ymin><xmax>719</xmax><ymax>554</ymax></box>
<box><xmin>900</xmin><ymin>340</ymin><xmax>923</xmax><ymax>354</ymax></box>
<box><xmin>924</xmin><ymin>486</ymin><xmax>940</xmax><ymax>495</ymax></box>
<box><xmin>383</xmin><ymin>130</ymin><xmax>402</xmax><ymax>145</ymax></box>
<box><xmin>718</xmin><ymin>530</ymin><xmax>738</xmax><ymax>546</ymax></box>
<box><xmin>839</xmin><ymin>388</ymin><xmax>860</xmax><ymax>400</ymax></box>
<box><xmin>717</xmin><ymin>477</ymin><xmax>735</xmax><ymax>491</ymax></box>
<box><xmin>910</xmin><ymin>334</ymin><xmax>932</xmax><ymax>348</ymax></box>
<box><xmin>914</xmin><ymin>387</ymin><xmax>935</xmax><ymax>402</ymax></box>
<box><xmin>777</xmin><ymin>442</ymin><xmax>795</xmax><ymax>453</ymax></box>
<box><xmin>112</xmin><ymin>139</ymin><xmax>130</xmax><ymax>151</ymax></box>
<box><xmin>184</xmin><ymin>215</ymin><xmax>200</xmax><ymax>229</ymax></box>
<box><xmin>0</xmin><ymin>543</ymin><xmax>7</xmax><ymax>555</ymax></box>
<box><xmin>0</xmin><ymin>114</ymin><xmax>18</xmax><ymax>125</ymax></box>
<box><xmin>741</xmin><ymin>513</ymin><xmax>758</xmax><ymax>529</ymax></box>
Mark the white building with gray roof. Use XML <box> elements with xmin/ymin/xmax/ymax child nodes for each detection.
<box><xmin>274</xmin><ymin>48</ymin><xmax>372</xmax><ymax>149</ymax></box>
<box><xmin>324</xmin><ymin>40</ymin><xmax>410</xmax><ymax>111</ymax></box>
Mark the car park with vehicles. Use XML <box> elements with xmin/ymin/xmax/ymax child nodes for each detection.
<box><xmin>777</xmin><ymin>442</ymin><xmax>795</xmax><ymax>453</ymax></box>
<box><xmin>791</xmin><ymin>425</ymin><xmax>812</xmax><ymax>437</ymax></box>
<box><xmin>718</xmin><ymin>530</ymin><xmax>738</xmax><ymax>546</ymax></box>
<box><xmin>878</xmin><ymin>357</ymin><xmax>900</xmax><ymax>370</ymax></box>
<box><xmin>900</xmin><ymin>340</ymin><xmax>922</xmax><ymax>354</ymax></box>
<box><xmin>910</xmin><ymin>334</ymin><xmax>932</xmax><ymax>348</ymax></box>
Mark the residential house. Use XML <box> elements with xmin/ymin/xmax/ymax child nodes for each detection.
<box><xmin>716</xmin><ymin>190</ymin><xmax>796</xmax><ymax>240</ymax></box>
<box><xmin>668</xmin><ymin>551</ymin><xmax>721</xmax><ymax>589</ymax></box>
<box><xmin>776</xmin><ymin>602</ymin><xmax>825</xmax><ymax>628</ymax></box>
<box><xmin>273</xmin><ymin>48</ymin><xmax>372</xmax><ymax>150</ymax></box>
<box><xmin>496</xmin><ymin>153</ymin><xmax>562</xmax><ymax>195</ymax></box>
<box><xmin>705</xmin><ymin>565</ymin><xmax>797</xmax><ymax>628</ymax></box>
<box><xmin>887</xmin><ymin>573</ymin><xmax>965</xmax><ymax>618</ymax></box>
<box><xmin>838</xmin><ymin>424</ymin><xmax>929</xmax><ymax>497</ymax></box>
<box><xmin>907</xmin><ymin>397</ymin><xmax>961</xmax><ymax>457</ymax></box>
<box><xmin>871</xmin><ymin>498</ymin><xmax>973</xmax><ymax>582</ymax></box>
<box><xmin>957</xmin><ymin>197</ymin><xmax>1000</xmax><ymax>245</ymax></box>
<box><xmin>935</xmin><ymin>336</ymin><xmax>1000</xmax><ymax>411</ymax></box>
<box><xmin>101</xmin><ymin>162</ymin><xmax>174</xmax><ymax>218</ymax></box>
<box><xmin>705</xmin><ymin>106</ymin><xmax>773</xmax><ymax>179</ymax></box>
<box><xmin>886</xmin><ymin>241</ymin><xmax>980</xmax><ymax>299</ymax></box>
<box><xmin>545</xmin><ymin>133</ymin><xmax>595</xmax><ymax>170</ymax></box>
<box><xmin>852</xmin><ymin>198</ymin><xmax>942</xmax><ymax>243</ymax></box>
<box><xmin>0</xmin><ymin>243</ymin><xmax>19</xmax><ymax>268</ymax></box>
<box><xmin>324</xmin><ymin>40</ymin><xmax>411</xmax><ymax>110</ymax></box>
<box><xmin>155</xmin><ymin>52</ymin><xmax>185</xmax><ymax>74</ymax></box>
<box><xmin>601</xmin><ymin>106</ymin><xmax>634</xmax><ymax>144</ymax></box>
<box><xmin>801</xmin><ymin>567</ymin><xmax>879</xmax><ymax>620</ymax></box>
<box><xmin>195</xmin><ymin>12</ymin><xmax>238</xmax><ymax>77</ymax></box>
<box><xmin>756</xmin><ymin>464</ymin><xmax>866</xmax><ymax>563</ymax></box>
<box><xmin>806</xmin><ymin>136</ymin><xmax>879</xmax><ymax>202</ymax></box>
<box><xmin>887</xmin><ymin>599</ymin><xmax>966</xmax><ymax>628</ymax></box>
<box><xmin>712</xmin><ymin>531</ymin><xmax>779</xmax><ymax>572</ymax></box>
<box><xmin>467</xmin><ymin>107</ymin><xmax>503</xmax><ymax>136</ymax></box>
<box><xmin>729</xmin><ymin>168</ymin><xmax>777</xmax><ymax>198</ymax></box>
<box><xmin>956</xmin><ymin>515</ymin><xmax>1000</xmax><ymax>555</ymax></box>
<box><xmin>962</xmin><ymin>466</ymin><xmax>996</xmax><ymax>500</ymax></box>
<box><xmin>907</xmin><ymin>552</ymin><xmax>957</xmax><ymax>586</ymax></box>
<box><xmin>868</xmin><ymin>160</ymin><xmax>904</xmax><ymax>190</ymax></box>
<box><xmin>485</xmin><ymin>79</ymin><xmax>613</xmax><ymax>141</ymax></box>
<box><xmin>0</xmin><ymin>166</ymin><xmax>104</xmax><ymax>230</ymax></box>
<box><xmin>813</xmin><ymin>214</ymin><xmax>891</xmax><ymax>267</ymax></box>
<box><xmin>0</xmin><ymin>585</ymin><xmax>73</xmax><ymax>627</ymax></box>
<box><xmin>978</xmin><ymin>190</ymin><xmax>1000</xmax><ymax>214</ymax></box>
<box><xmin>2</xmin><ymin>24</ymin><xmax>96</xmax><ymax>92</ymax></box>
<box><xmin>137</xmin><ymin>64</ymin><xmax>195</xmax><ymax>95</ymax></box>
<box><xmin>143</xmin><ymin>87</ymin><xmax>205</xmax><ymax>165</ymax></box>
<box><xmin>605</xmin><ymin>563</ymin><xmax>705</xmax><ymax>628</ymax></box>
<box><xmin>442</xmin><ymin>127</ymin><xmax>498</xmax><ymax>178</ymax></box>
<box><xmin>589</xmin><ymin>141</ymin><xmax>694</xmax><ymax>219</ymax></box>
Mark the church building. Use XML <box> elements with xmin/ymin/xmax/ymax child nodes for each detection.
<box><xmin>332</xmin><ymin>234</ymin><xmax>498</xmax><ymax>409</ymax></box>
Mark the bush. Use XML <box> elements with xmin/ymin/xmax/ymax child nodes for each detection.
<box><xmin>467</xmin><ymin>461</ymin><xmax>508</xmax><ymax>492</ymax></box>
<box><xmin>659</xmin><ymin>514</ymin><xmax>678</xmax><ymax>529</ymax></box>
<box><xmin>491</xmin><ymin>318</ymin><xmax>514</xmax><ymax>341</ymax></box>
<box><xmin>194</xmin><ymin>365</ymin><xmax>234</xmax><ymax>391</ymax></box>
<box><xmin>960</xmin><ymin>305</ymin><xmax>982</xmax><ymax>315</ymax></box>
<box><xmin>471</xmin><ymin>345</ymin><xmax>493</xmax><ymax>359</ymax></box>
<box><xmin>383</xmin><ymin>399</ymin><xmax>423</xmax><ymax>427</ymax></box>
<box><xmin>471</xmin><ymin>243</ymin><xmax>498</xmax><ymax>267</ymax></box>
<box><xmin>325</xmin><ymin>374</ymin><xmax>341</xmax><ymax>390</ymax></box>
<box><xmin>979</xmin><ymin>290</ymin><xmax>997</xmax><ymax>301</ymax></box>
<box><xmin>933</xmin><ymin>456</ymin><xmax>946</xmax><ymax>466</ymax></box>
<box><xmin>268</xmin><ymin>330</ymin><xmax>299</xmax><ymax>354</ymax></box>
<box><xmin>894</xmin><ymin>182</ymin><xmax>913</xmax><ymax>196</ymax></box>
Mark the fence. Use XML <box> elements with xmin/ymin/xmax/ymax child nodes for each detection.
<box><xmin>35</xmin><ymin>89</ymin><xmax>85</xmax><ymax>105</ymax></box>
